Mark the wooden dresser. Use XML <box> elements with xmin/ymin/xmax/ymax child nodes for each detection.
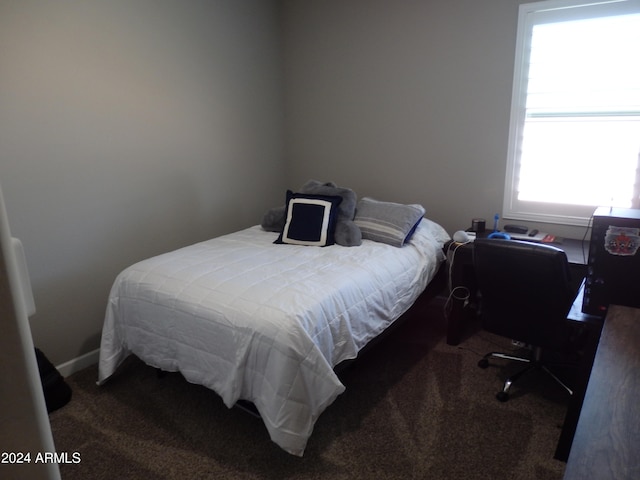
<box><xmin>563</xmin><ymin>304</ymin><xmax>640</xmax><ymax>480</ymax></box>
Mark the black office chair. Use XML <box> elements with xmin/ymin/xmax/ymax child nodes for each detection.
<box><xmin>473</xmin><ymin>238</ymin><xmax>577</xmax><ymax>402</ymax></box>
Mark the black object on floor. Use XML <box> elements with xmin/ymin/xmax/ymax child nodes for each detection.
<box><xmin>35</xmin><ymin>348</ymin><xmax>72</xmax><ymax>413</ymax></box>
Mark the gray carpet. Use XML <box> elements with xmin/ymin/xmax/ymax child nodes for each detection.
<box><xmin>49</xmin><ymin>296</ymin><xmax>568</xmax><ymax>479</ymax></box>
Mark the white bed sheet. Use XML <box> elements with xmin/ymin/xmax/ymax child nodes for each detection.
<box><xmin>98</xmin><ymin>219</ymin><xmax>448</xmax><ymax>455</ymax></box>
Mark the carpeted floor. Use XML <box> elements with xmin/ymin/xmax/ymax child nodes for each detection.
<box><xmin>49</xmin><ymin>295</ymin><xmax>569</xmax><ymax>480</ymax></box>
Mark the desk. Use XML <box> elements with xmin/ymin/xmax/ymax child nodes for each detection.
<box><xmin>554</xmin><ymin>284</ymin><xmax>604</xmax><ymax>461</ymax></box>
<box><xmin>562</xmin><ymin>304</ymin><xmax>640</xmax><ymax>479</ymax></box>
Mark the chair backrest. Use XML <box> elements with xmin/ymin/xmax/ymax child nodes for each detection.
<box><xmin>473</xmin><ymin>238</ymin><xmax>576</xmax><ymax>349</ymax></box>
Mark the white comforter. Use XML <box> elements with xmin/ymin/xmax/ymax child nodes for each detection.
<box><xmin>98</xmin><ymin>219</ymin><xmax>448</xmax><ymax>455</ymax></box>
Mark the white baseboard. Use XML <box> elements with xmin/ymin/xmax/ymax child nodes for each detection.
<box><xmin>56</xmin><ymin>348</ymin><xmax>100</xmax><ymax>378</ymax></box>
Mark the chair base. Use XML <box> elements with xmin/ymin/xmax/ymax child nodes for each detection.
<box><xmin>478</xmin><ymin>347</ymin><xmax>573</xmax><ymax>402</ymax></box>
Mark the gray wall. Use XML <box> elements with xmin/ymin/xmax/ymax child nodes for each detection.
<box><xmin>0</xmin><ymin>0</ymin><xmax>285</xmax><ymax>365</ymax></box>
<box><xmin>1</xmin><ymin>0</ymin><xmax>583</xmax><ymax>367</ymax></box>
<box><xmin>282</xmin><ymin>0</ymin><xmax>581</xmax><ymax>237</ymax></box>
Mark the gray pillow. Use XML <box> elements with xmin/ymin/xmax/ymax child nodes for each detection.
<box><xmin>261</xmin><ymin>205</ymin><xmax>286</xmax><ymax>232</ymax></box>
<box><xmin>354</xmin><ymin>197</ymin><xmax>425</xmax><ymax>247</ymax></box>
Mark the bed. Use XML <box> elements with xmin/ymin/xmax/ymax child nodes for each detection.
<box><xmin>98</xmin><ymin>194</ymin><xmax>449</xmax><ymax>456</ymax></box>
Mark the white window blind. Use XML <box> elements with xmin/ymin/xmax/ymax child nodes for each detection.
<box><xmin>503</xmin><ymin>0</ymin><xmax>640</xmax><ymax>226</ymax></box>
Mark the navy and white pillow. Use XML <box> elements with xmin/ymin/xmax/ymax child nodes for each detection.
<box><xmin>275</xmin><ymin>190</ymin><xmax>343</xmax><ymax>246</ymax></box>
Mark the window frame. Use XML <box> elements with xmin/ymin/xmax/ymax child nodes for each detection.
<box><xmin>503</xmin><ymin>0</ymin><xmax>640</xmax><ymax>227</ymax></box>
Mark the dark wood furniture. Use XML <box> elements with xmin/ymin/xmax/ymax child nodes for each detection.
<box><xmin>562</xmin><ymin>304</ymin><xmax>640</xmax><ymax>479</ymax></box>
<box><xmin>554</xmin><ymin>283</ymin><xmax>604</xmax><ymax>461</ymax></box>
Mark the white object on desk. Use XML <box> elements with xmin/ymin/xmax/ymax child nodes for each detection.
<box><xmin>509</xmin><ymin>231</ymin><xmax>548</xmax><ymax>242</ymax></box>
<box><xmin>453</xmin><ymin>230</ymin><xmax>474</xmax><ymax>243</ymax></box>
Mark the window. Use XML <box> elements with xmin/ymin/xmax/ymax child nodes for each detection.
<box><xmin>504</xmin><ymin>0</ymin><xmax>640</xmax><ymax>226</ymax></box>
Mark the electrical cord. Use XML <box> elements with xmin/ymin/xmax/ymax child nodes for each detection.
<box><xmin>443</xmin><ymin>240</ymin><xmax>471</xmax><ymax>321</ymax></box>
<box><xmin>581</xmin><ymin>213</ymin><xmax>594</xmax><ymax>265</ymax></box>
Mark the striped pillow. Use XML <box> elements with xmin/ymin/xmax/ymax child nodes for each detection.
<box><xmin>354</xmin><ymin>197</ymin><xmax>425</xmax><ymax>247</ymax></box>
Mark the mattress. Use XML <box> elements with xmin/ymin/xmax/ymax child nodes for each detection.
<box><xmin>98</xmin><ymin>219</ymin><xmax>448</xmax><ymax>455</ymax></box>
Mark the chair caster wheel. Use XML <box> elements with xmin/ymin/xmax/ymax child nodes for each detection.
<box><xmin>496</xmin><ymin>391</ymin><xmax>509</xmax><ymax>402</ymax></box>
<box><xmin>478</xmin><ymin>358</ymin><xmax>489</xmax><ymax>369</ymax></box>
